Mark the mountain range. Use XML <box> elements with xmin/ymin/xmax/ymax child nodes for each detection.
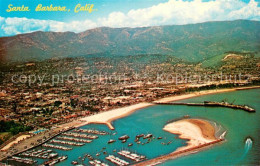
<box><xmin>0</xmin><ymin>20</ymin><xmax>259</xmax><ymax>63</ymax></box>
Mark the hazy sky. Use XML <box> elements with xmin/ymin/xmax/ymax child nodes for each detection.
<box><xmin>0</xmin><ymin>0</ymin><xmax>259</xmax><ymax>36</ymax></box>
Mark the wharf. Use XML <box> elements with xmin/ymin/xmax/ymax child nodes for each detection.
<box><xmin>154</xmin><ymin>101</ymin><xmax>256</xmax><ymax>112</ymax></box>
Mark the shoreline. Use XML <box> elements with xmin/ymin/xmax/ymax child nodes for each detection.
<box><xmin>77</xmin><ymin>85</ymin><xmax>260</xmax><ymax>130</ymax></box>
<box><xmin>1</xmin><ymin>85</ymin><xmax>258</xmax><ymax>161</ymax></box>
<box><xmin>163</xmin><ymin>119</ymin><xmax>217</xmax><ymax>152</ymax></box>
<box><xmin>77</xmin><ymin>102</ymin><xmax>154</xmax><ymax>129</ymax></box>
<box><xmin>135</xmin><ymin>118</ymin><xmax>224</xmax><ymax>166</ymax></box>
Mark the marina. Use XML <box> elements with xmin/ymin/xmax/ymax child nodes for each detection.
<box><xmin>0</xmin><ymin>89</ymin><xmax>259</xmax><ymax>166</ymax></box>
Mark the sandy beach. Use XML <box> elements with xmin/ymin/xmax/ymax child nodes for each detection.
<box><xmin>78</xmin><ymin>102</ymin><xmax>154</xmax><ymax>129</ymax></box>
<box><xmin>156</xmin><ymin>88</ymin><xmax>236</xmax><ymax>103</ymax></box>
<box><xmin>163</xmin><ymin>119</ymin><xmax>217</xmax><ymax>152</ymax></box>
<box><xmin>77</xmin><ymin>86</ymin><xmax>260</xmax><ymax>130</ymax></box>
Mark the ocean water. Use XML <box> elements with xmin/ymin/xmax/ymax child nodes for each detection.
<box><xmin>5</xmin><ymin>89</ymin><xmax>260</xmax><ymax>166</ymax></box>
<box><xmin>162</xmin><ymin>88</ymin><xmax>260</xmax><ymax>166</ymax></box>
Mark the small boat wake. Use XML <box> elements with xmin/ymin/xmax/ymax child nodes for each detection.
<box><xmin>237</xmin><ymin>137</ymin><xmax>253</xmax><ymax>163</ymax></box>
<box><xmin>243</xmin><ymin>138</ymin><xmax>253</xmax><ymax>157</ymax></box>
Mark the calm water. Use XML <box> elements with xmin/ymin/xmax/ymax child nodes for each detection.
<box><xmin>6</xmin><ymin>89</ymin><xmax>260</xmax><ymax>166</ymax></box>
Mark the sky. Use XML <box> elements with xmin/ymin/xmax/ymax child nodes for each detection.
<box><xmin>0</xmin><ymin>0</ymin><xmax>259</xmax><ymax>37</ymax></box>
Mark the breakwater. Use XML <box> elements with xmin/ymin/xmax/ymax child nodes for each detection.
<box><xmin>134</xmin><ymin>139</ymin><xmax>224</xmax><ymax>166</ymax></box>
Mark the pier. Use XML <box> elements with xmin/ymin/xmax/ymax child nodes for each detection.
<box><xmin>153</xmin><ymin>101</ymin><xmax>256</xmax><ymax>112</ymax></box>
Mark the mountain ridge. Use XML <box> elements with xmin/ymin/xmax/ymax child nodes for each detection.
<box><xmin>0</xmin><ymin>20</ymin><xmax>259</xmax><ymax>62</ymax></box>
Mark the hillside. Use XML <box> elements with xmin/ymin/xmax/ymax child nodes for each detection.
<box><xmin>0</xmin><ymin>20</ymin><xmax>259</xmax><ymax>63</ymax></box>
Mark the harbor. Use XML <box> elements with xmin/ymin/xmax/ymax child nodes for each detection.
<box><xmin>0</xmin><ymin>89</ymin><xmax>258</xmax><ymax>166</ymax></box>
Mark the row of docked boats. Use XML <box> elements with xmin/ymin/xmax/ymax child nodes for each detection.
<box><xmin>105</xmin><ymin>155</ymin><xmax>129</xmax><ymax>166</ymax></box>
<box><xmin>89</xmin><ymin>159</ymin><xmax>109</xmax><ymax>166</ymax></box>
<box><xmin>43</xmin><ymin>143</ymin><xmax>72</xmax><ymax>151</ymax></box>
<box><xmin>40</xmin><ymin>155</ymin><xmax>68</xmax><ymax>166</ymax></box>
<box><xmin>20</xmin><ymin>149</ymin><xmax>58</xmax><ymax>159</ymax></box>
<box><xmin>50</xmin><ymin>139</ymin><xmax>85</xmax><ymax>146</ymax></box>
<box><xmin>70</xmin><ymin>147</ymin><xmax>147</xmax><ymax>166</ymax></box>
<box><xmin>118</xmin><ymin>150</ymin><xmax>146</xmax><ymax>162</ymax></box>
<box><xmin>62</xmin><ymin>132</ymin><xmax>98</xmax><ymax>139</ymax></box>
<box><xmin>7</xmin><ymin>156</ymin><xmax>37</xmax><ymax>165</ymax></box>
<box><xmin>56</xmin><ymin>136</ymin><xmax>92</xmax><ymax>143</ymax></box>
<box><xmin>74</xmin><ymin>128</ymin><xmax>108</xmax><ymax>135</ymax></box>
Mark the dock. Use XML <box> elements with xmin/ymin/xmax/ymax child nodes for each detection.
<box><xmin>62</xmin><ymin>132</ymin><xmax>99</xmax><ymax>139</ymax></box>
<box><xmin>56</xmin><ymin>136</ymin><xmax>92</xmax><ymax>143</ymax></box>
<box><xmin>106</xmin><ymin>155</ymin><xmax>129</xmax><ymax>166</ymax></box>
<box><xmin>118</xmin><ymin>150</ymin><xmax>146</xmax><ymax>162</ymax></box>
<box><xmin>20</xmin><ymin>149</ymin><xmax>57</xmax><ymax>159</ymax></box>
<box><xmin>73</xmin><ymin>128</ymin><xmax>108</xmax><ymax>135</ymax></box>
<box><xmin>42</xmin><ymin>143</ymin><xmax>72</xmax><ymax>151</ymax></box>
<box><xmin>7</xmin><ymin>156</ymin><xmax>37</xmax><ymax>165</ymax></box>
<box><xmin>49</xmin><ymin>139</ymin><xmax>85</xmax><ymax>146</ymax></box>
<box><xmin>153</xmin><ymin>101</ymin><xmax>256</xmax><ymax>112</ymax></box>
